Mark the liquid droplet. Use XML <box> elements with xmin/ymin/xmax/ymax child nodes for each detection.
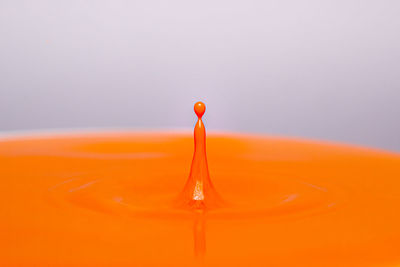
<box><xmin>176</xmin><ymin>102</ymin><xmax>223</xmax><ymax>210</ymax></box>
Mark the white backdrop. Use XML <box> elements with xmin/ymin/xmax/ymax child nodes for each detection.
<box><xmin>1</xmin><ymin>0</ymin><xmax>399</xmax><ymax>151</ymax></box>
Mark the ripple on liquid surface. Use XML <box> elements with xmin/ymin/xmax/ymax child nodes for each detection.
<box><xmin>1</xmin><ymin>133</ymin><xmax>400</xmax><ymax>266</ymax></box>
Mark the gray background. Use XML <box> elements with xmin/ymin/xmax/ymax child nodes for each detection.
<box><xmin>1</xmin><ymin>0</ymin><xmax>399</xmax><ymax>152</ymax></box>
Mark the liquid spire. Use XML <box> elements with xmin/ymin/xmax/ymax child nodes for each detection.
<box><xmin>176</xmin><ymin>102</ymin><xmax>223</xmax><ymax>210</ymax></box>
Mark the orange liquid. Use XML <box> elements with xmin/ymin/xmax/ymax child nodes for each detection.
<box><xmin>1</xmin><ymin>103</ymin><xmax>400</xmax><ymax>266</ymax></box>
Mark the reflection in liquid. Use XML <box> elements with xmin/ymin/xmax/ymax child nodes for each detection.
<box><xmin>193</xmin><ymin>210</ymin><xmax>206</xmax><ymax>265</ymax></box>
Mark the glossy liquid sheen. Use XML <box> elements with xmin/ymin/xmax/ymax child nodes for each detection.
<box><xmin>1</xmin><ymin>103</ymin><xmax>400</xmax><ymax>266</ymax></box>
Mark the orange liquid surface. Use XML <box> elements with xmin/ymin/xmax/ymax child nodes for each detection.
<box><xmin>1</xmin><ymin>104</ymin><xmax>400</xmax><ymax>266</ymax></box>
